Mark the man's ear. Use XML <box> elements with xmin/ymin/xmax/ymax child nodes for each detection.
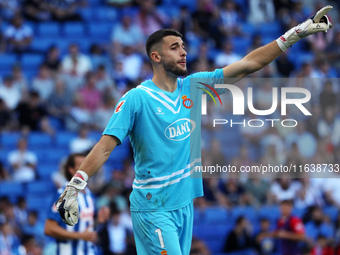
<box><xmin>151</xmin><ymin>51</ymin><xmax>161</xmax><ymax>64</ymax></box>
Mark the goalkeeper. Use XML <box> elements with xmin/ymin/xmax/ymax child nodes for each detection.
<box><xmin>56</xmin><ymin>6</ymin><xmax>332</xmax><ymax>255</ymax></box>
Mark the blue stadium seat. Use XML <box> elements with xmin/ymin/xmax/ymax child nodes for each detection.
<box><xmin>37</xmin><ymin>22</ymin><xmax>61</xmax><ymax>37</ymax></box>
<box><xmin>28</xmin><ymin>132</ymin><xmax>52</xmax><ymax>148</ymax></box>
<box><xmin>78</xmin><ymin>8</ymin><xmax>94</xmax><ymax>22</ymax></box>
<box><xmin>240</xmin><ymin>23</ymin><xmax>256</xmax><ymax>36</ymax></box>
<box><xmin>21</xmin><ymin>54</ymin><xmax>44</xmax><ymax>70</ymax></box>
<box><xmin>27</xmin><ymin>181</ymin><xmax>56</xmax><ymax>194</ymax></box>
<box><xmin>56</xmin><ymin>132</ymin><xmax>77</xmax><ymax>148</ymax></box>
<box><xmin>63</xmin><ymin>23</ymin><xmax>86</xmax><ymax>37</ymax></box>
<box><xmin>257</xmin><ymin>22</ymin><xmax>282</xmax><ymax>38</ymax></box>
<box><xmin>94</xmin><ymin>7</ymin><xmax>118</xmax><ymax>22</ymax></box>
<box><xmin>231</xmin><ymin>206</ymin><xmax>258</xmax><ymax>223</ymax></box>
<box><xmin>26</xmin><ymin>194</ymin><xmax>54</xmax><ymax>211</ymax></box>
<box><xmin>232</xmin><ymin>37</ymin><xmax>252</xmax><ymax>55</ymax></box>
<box><xmin>30</xmin><ymin>38</ymin><xmax>56</xmax><ymax>53</ymax></box>
<box><xmin>0</xmin><ymin>132</ymin><xmax>22</xmax><ymax>149</ymax></box>
<box><xmin>0</xmin><ymin>54</ymin><xmax>18</xmax><ymax>72</ymax></box>
<box><xmin>259</xmin><ymin>205</ymin><xmax>280</xmax><ymax>223</ymax></box>
<box><xmin>88</xmin><ymin>23</ymin><xmax>113</xmax><ymax>40</ymax></box>
<box><xmin>0</xmin><ymin>181</ymin><xmax>24</xmax><ymax>197</ymax></box>
<box><xmin>37</xmin><ymin>164</ymin><xmax>58</xmax><ymax>180</ymax></box>
<box><xmin>323</xmin><ymin>206</ymin><xmax>339</xmax><ymax>222</ymax></box>
<box><xmin>204</xmin><ymin>207</ymin><xmax>229</xmax><ymax>223</ymax></box>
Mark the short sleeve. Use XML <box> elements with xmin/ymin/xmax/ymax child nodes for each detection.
<box><xmin>102</xmin><ymin>89</ymin><xmax>141</xmax><ymax>145</ymax></box>
<box><xmin>290</xmin><ymin>217</ymin><xmax>304</xmax><ymax>234</ymax></box>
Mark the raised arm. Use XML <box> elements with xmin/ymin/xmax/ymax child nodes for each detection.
<box><xmin>223</xmin><ymin>5</ymin><xmax>333</xmax><ymax>80</ymax></box>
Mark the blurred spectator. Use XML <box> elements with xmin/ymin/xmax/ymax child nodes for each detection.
<box><xmin>276</xmin><ymin>51</ymin><xmax>294</xmax><ymax>77</ymax></box>
<box><xmin>0</xmin><ymin>221</ymin><xmax>20</xmax><ymax>255</ymax></box>
<box><xmin>79</xmin><ymin>72</ymin><xmax>102</xmax><ymax>112</ymax></box>
<box><xmin>138</xmin><ymin>60</ymin><xmax>153</xmax><ymax>82</ymax></box>
<box><xmin>189</xmin><ymin>41</ymin><xmax>215</xmax><ymax>72</ymax></box>
<box><xmin>111</xmin><ymin>14</ymin><xmax>143</xmax><ymax>53</ymax></box>
<box><xmin>0</xmin><ymin>161</ymin><xmax>9</xmax><ymax>181</ymax></box>
<box><xmin>18</xmin><ymin>234</ymin><xmax>42</xmax><ymax>255</ymax></box>
<box><xmin>244</xmin><ymin>178</ymin><xmax>270</xmax><ymax>205</ymax></box>
<box><xmin>111</xmin><ymin>61</ymin><xmax>130</xmax><ymax>94</ymax></box>
<box><xmin>116</xmin><ymin>46</ymin><xmax>143</xmax><ymax>81</ymax></box>
<box><xmin>223</xmin><ymin>216</ymin><xmax>253</xmax><ymax>253</ymax></box>
<box><xmin>15</xmin><ymin>91</ymin><xmax>47</xmax><ymax>131</ymax></box>
<box><xmin>95</xmin><ymin>64</ymin><xmax>116</xmax><ymax>95</ymax></box>
<box><xmin>4</xmin><ymin>14</ymin><xmax>33</xmax><ymax>54</ymax></box>
<box><xmin>92</xmin><ymin>97</ymin><xmax>116</xmax><ymax>131</ymax></box>
<box><xmin>176</xmin><ymin>6</ymin><xmax>192</xmax><ymax>42</ymax></box>
<box><xmin>317</xmin><ymin>106</ymin><xmax>340</xmax><ymax>147</ymax></box>
<box><xmin>286</xmin><ymin>122</ymin><xmax>317</xmax><ymax>159</ymax></box>
<box><xmin>32</xmin><ymin>64</ymin><xmax>55</xmax><ymax>102</ymax></box>
<box><xmin>255</xmin><ymin>218</ymin><xmax>276</xmax><ymax>255</ymax></box>
<box><xmin>0</xmin><ymin>98</ymin><xmax>11</xmax><ymax>131</ymax></box>
<box><xmin>305</xmin><ymin>207</ymin><xmax>334</xmax><ymax>242</ymax></box>
<box><xmin>89</xmin><ymin>44</ymin><xmax>111</xmax><ymax>71</ymax></box>
<box><xmin>43</xmin><ymin>46</ymin><xmax>61</xmax><ymax>74</ymax></box>
<box><xmin>22</xmin><ymin>211</ymin><xmax>44</xmax><ymax>244</ymax></box>
<box><xmin>259</xmin><ymin>200</ymin><xmax>305</xmax><ymax>255</ymax></box>
<box><xmin>218</xmin><ymin>0</ymin><xmax>242</xmax><ymax>38</ymax></box>
<box><xmin>0</xmin><ymin>0</ymin><xmax>20</xmax><ymax>21</ymax></box>
<box><xmin>311</xmin><ymin>235</ymin><xmax>334</xmax><ymax>255</ymax></box>
<box><xmin>22</xmin><ymin>0</ymin><xmax>51</xmax><ymax>22</ymax></box>
<box><xmin>190</xmin><ymin>237</ymin><xmax>210</xmax><ymax>255</ymax></box>
<box><xmin>0</xmin><ymin>76</ymin><xmax>21</xmax><ymax>110</ymax></box>
<box><xmin>47</xmin><ymin>0</ymin><xmax>83</xmax><ymax>22</ymax></box>
<box><xmin>215</xmin><ymin>40</ymin><xmax>241</xmax><ymax>68</ymax></box>
<box><xmin>248</xmin><ymin>0</ymin><xmax>275</xmax><ymax>24</ymax></box>
<box><xmin>326</xmin><ymin>30</ymin><xmax>340</xmax><ymax>72</ymax></box>
<box><xmin>69</xmin><ymin>127</ymin><xmax>94</xmax><ymax>153</ymax></box>
<box><xmin>315</xmin><ymin>60</ymin><xmax>337</xmax><ymax>78</ymax></box>
<box><xmin>270</xmin><ymin>177</ymin><xmax>302</xmax><ymax>202</ymax></box>
<box><xmin>219</xmin><ymin>179</ymin><xmax>246</xmax><ymax>206</ymax></box>
<box><xmin>13</xmin><ymin>197</ymin><xmax>28</xmax><ymax>227</ymax></box>
<box><xmin>295</xmin><ymin>178</ymin><xmax>323</xmax><ymax>210</ymax></box>
<box><xmin>48</xmin><ymin>77</ymin><xmax>73</xmax><ymax>121</ymax></box>
<box><xmin>135</xmin><ymin>0</ymin><xmax>168</xmax><ymax>37</ymax></box>
<box><xmin>45</xmin><ymin>153</ymin><xmax>109</xmax><ymax>255</ymax></box>
<box><xmin>96</xmin><ymin>181</ymin><xmax>128</xmax><ymax>212</ymax></box>
<box><xmin>8</xmin><ymin>138</ymin><xmax>37</xmax><ymax>182</ymax></box>
<box><xmin>66</xmin><ymin>94</ymin><xmax>91</xmax><ymax>131</ymax></box>
<box><xmin>97</xmin><ymin>202</ymin><xmax>133</xmax><ymax>255</ymax></box>
<box><xmin>11</xmin><ymin>65</ymin><xmax>29</xmax><ymax>101</ymax></box>
<box><xmin>319</xmin><ymin>81</ymin><xmax>337</xmax><ymax>114</ymax></box>
<box><xmin>62</xmin><ymin>43</ymin><xmax>92</xmax><ymax>78</ymax></box>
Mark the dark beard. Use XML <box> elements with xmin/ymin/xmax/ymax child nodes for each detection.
<box><xmin>163</xmin><ymin>59</ymin><xmax>187</xmax><ymax>76</ymax></box>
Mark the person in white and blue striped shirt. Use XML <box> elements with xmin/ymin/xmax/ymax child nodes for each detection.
<box><xmin>45</xmin><ymin>153</ymin><xmax>108</xmax><ymax>255</ymax></box>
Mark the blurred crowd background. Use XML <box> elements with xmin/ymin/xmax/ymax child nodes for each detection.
<box><xmin>0</xmin><ymin>0</ymin><xmax>340</xmax><ymax>254</ymax></box>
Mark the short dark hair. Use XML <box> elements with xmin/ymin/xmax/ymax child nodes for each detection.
<box><xmin>145</xmin><ymin>29</ymin><xmax>182</xmax><ymax>60</ymax></box>
<box><xmin>63</xmin><ymin>153</ymin><xmax>86</xmax><ymax>181</ymax></box>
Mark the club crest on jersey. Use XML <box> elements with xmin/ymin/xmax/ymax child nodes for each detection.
<box><xmin>182</xmin><ymin>95</ymin><xmax>193</xmax><ymax>109</ymax></box>
<box><xmin>115</xmin><ymin>100</ymin><xmax>125</xmax><ymax>114</ymax></box>
<box><xmin>164</xmin><ymin>118</ymin><xmax>196</xmax><ymax>141</ymax></box>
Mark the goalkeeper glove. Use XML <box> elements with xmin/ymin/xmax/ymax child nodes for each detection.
<box><xmin>55</xmin><ymin>171</ymin><xmax>88</xmax><ymax>226</ymax></box>
<box><xmin>276</xmin><ymin>5</ymin><xmax>333</xmax><ymax>52</ymax></box>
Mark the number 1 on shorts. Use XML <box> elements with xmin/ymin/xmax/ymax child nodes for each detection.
<box><xmin>155</xmin><ymin>228</ymin><xmax>165</xmax><ymax>248</ymax></box>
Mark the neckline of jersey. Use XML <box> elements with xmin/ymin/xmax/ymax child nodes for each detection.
<box><xmin>146</xmin><ymin>79</ymin><xmax>180</xmax><ymax>95</ymax></box>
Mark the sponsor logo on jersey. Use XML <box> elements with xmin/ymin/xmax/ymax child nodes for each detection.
<box><xmin>161</xmin><ymin>250</ymin><xmax>168</xmax><ymax>255</ymax></box>
<box><xmin>115</xmin><ymin>100</ymin><xmax>125</xmax><ymax>113</ymax></box>
<box><xmin>164</xmin><ymin>118</ymin><xmax>196</xmax><ymax>141</ymax></box>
